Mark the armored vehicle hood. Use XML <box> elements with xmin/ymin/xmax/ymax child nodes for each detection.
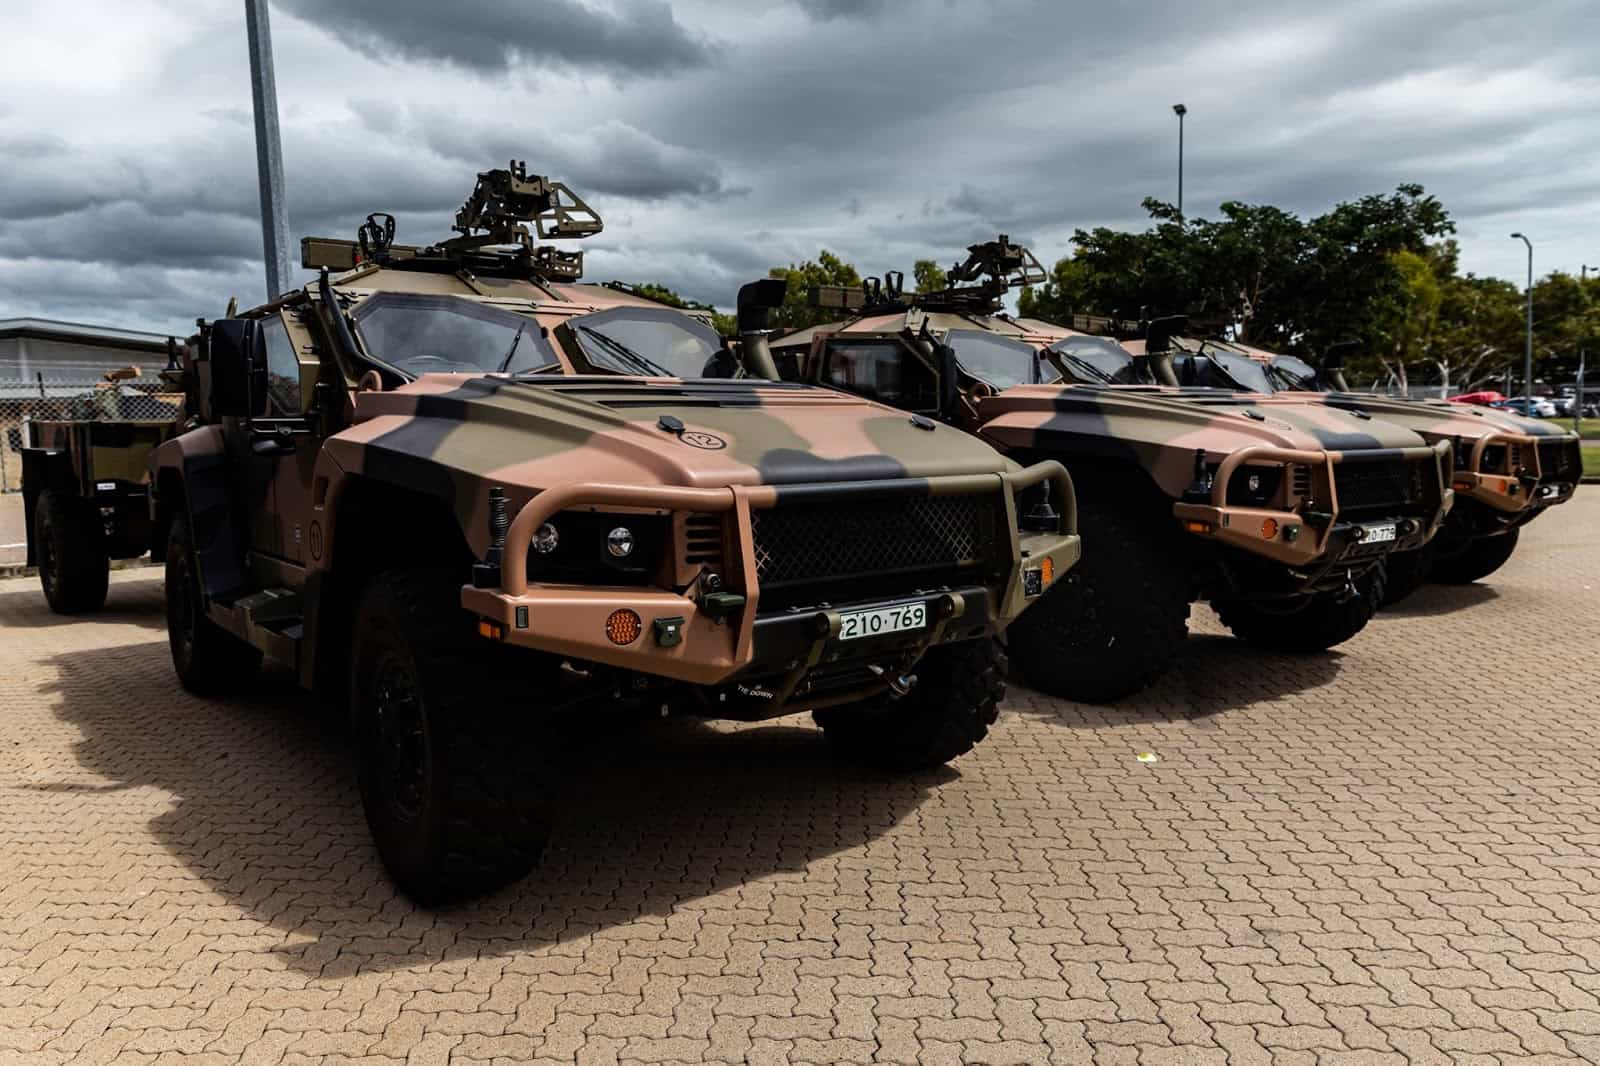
<box><xmin>328</xmin><ymin>373</ymin><xmax>1016</xmax><ymax>499</ymax></box>
<box><xmin>979</xmin><ymin>384</ymin><xmax>1428</xmax><ymax>459</ymax></box>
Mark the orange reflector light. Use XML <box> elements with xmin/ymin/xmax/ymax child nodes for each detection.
<box><xmin>1261</xmin><ymin>517</ymin><xmax>1279</xmax><ymax>540</ymax></box>
<box><xmin>1184</xmin><ymin>520</ymin><xmax>1213</xmax><ymax>534</ymax></box>
<box><xmin>477</xmin><ymin>620</ymin><xmax>503</xmax><ymax>640</ymax></box>
<box><xmin>605</xmin><ymin>608</ymin><xmax>642</xmax><ymax>645</ymax></box>
<box><xmin>1453</xmin><ymin>480</ymin><xmax>1473</xmax><ymax>492</ymax></box>
<box><xmin>1040</xmin><ymin>556</ymin><xmax>1055</xmax><ymax>587</ymax></box>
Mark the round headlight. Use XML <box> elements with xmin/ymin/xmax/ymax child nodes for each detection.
<box><xmin>532</xmin><ymin>522</ymin><xmax>559</xmax><ymax>554</ymax></box>
<box><xmin>606</xmin><ymin>526</ymin><xmax>635</xmax><ymax>558</ymax></box>
<box><xmin>1247</xmin><ymin>473</ymin><xmax>1263</xmax><ymax>495</ymax></box>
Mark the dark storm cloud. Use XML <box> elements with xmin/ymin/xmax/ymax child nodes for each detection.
<box><xmin>273</xmin><ymin>0</ymin><xmax>715</xmax><ymax>78</ymax></box>
<box><xmin>3</xmin><ymin>0</ymin><xmax>1596</xmax><ymax>332</ymax></box>
<box><xmin>795</xmin><ymin>0</ymin><xmax>889</xmax><ymax>21</ymax></box>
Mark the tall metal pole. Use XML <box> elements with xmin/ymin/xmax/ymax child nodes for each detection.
<box><xmin>245</xmin><ymin>0</ymin><xmax>293</xmax><ymax>301</ymax></box>
<box><xmin>1172</xmin><ymin>104</ymin><xmax>1187</xmax><ymax>222</ymax></box>
<box><xmin>1511</xmin><ymin>233</ymin><xmax>1533</xmax><ymax>412</ymax></box>
<box><xmin>1581</xmin><ymin>263</ymin><xmax>1591</xmax><ymax>435</ymax></box>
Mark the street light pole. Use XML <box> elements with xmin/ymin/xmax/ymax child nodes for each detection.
<box><xmin>1172</xmin><ymin>104</ymin><xmax>1187</xmax><ymax>223</ymax></box>
<box><xmin>1581</xmin><ymin>263</ymin><xmax>1592</xmax><ymax>434</ymax></box>
<box><xmin>245</xmin><ymin>0</ymin><xmax>293</xmax><ymax>301</ymax></box>
<box><xmin>1510</xmin><ymin>233</ymin><xmax>1533</xmax><ymax>414</ymax></box>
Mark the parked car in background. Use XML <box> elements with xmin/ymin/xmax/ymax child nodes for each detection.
<box><xmin>1494</xmin><ymin>397</ymin><xmax>1558</xmax><ymax>418</ymax></box>
<box><xmin>1449</xmin><ymin>391</ymin><xmax>1504</xmax><ymax>407</ymax></box>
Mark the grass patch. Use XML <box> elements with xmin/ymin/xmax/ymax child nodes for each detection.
<box><xmin>1575</xmin><ymin>417</ymin><xmax>1600</xmax><ymax>439</ymax></box>
<box><xmin>1583</xmin><ymin>447</ymin><xmax>1600</xmax><ymax>479</ymax></box>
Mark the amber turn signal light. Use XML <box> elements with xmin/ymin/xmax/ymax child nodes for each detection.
<box><xmin>1260</xmin><ymin>518</ymin><xmax>1279</xmax><ymax>540</ymax></box>
<box><xmin>477</xmin><ymin>620</ymin><xmax>504</xmax><ymax>640</ymax></box>
<box><xmin>1184</xmin><ymin>520</ymin><xmax>1213</xmax><ymax>534</ymax></box>
<box><xmin>606</xmin><ymin>608</ymin><xmax>642</xmax><ymax>645</ymax></box>
<box><xmin>1040</xmin><ymin>556</ymin><xmax>1055</xmax><ymax>586</ymax></box>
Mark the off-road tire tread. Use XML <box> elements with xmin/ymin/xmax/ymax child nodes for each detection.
<box><xmin>815</xmin><ymin>638</ymin><xmax>1005</xmax><ymax>772</ymax></box>
<box><xmin>1215</xmin><ymin>565</ymin><xmax>1386</xmax><ymax>652</ymax></box>
<box><xmin>164</xmin><ymin>516</ymin><xmax>261</xmax><ymax>693</ymax></box>
<box><xmin>1378</xmin><ymin>544</ymin><xmax>1434</xmax><ymax>606</ymax></box>
<box><xmin>1429</xmin><ymin>528</ymin><xmax>1519</xmax><ymax>585</ymax></box>
<box><xmin>36</xmin><ymin>491</ymin><xmax>109</xmax><ymax>614</ymax></box>
<box><xmin>1006</xmin><ymin>502</ymin><xmax>1189</xmax><ymax>703</ymax></box>
<box><xmin>354</xmin><ymin>570</ymin><xmax>550</xmax><ymax>905</ymax></box>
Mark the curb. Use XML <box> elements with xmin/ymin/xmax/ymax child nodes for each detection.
<box><xmin>0</xmin><ymin>558</ymin><xmax>160</xmax><ymax>581</ymax></box>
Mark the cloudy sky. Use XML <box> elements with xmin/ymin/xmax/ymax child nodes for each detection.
<box><xmin>1</xmin><ymin>0</ymin><xmax>1596</xmax><ymax>334</ymax></box>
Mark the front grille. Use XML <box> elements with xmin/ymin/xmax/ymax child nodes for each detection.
<box><xmin>1334</xmin><ymin>460</ymin><xmax>1415</xmax><ymax>515</ymax></box>
<box><xmin>1291</xmin><ymin>465</ymin><xmax>1312</xmax><ymax>499</ymax></box>
<box><xmin>1538</xmin><ymin>440</ymin><xmax>1580</xmax><ymax>482</ymax></box>
<box><xmin>750</xmin><ymin>492</ymin><xmax>1005</xmax><ymax>607</ymax></box>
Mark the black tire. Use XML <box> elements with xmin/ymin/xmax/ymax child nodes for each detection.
<box><xmin>164</xmin><ymin>515</ymin><xmax>262</xmax><ymax>694</ymax></box>
<box><xmin>813</xmin><ymin>637</ymin><xmax>1005</xmax><ymax>772</ymax></box>
<box><xmin>350</xmin><ymin>570</ymin><xmax>552</xmax><ymax>905</ymax></box>
<box><xmin>1378</xmin><ymin>544</ymin><xmax>1433</xmax><ymax>607</ymax></box>
<box><xmin>1429</xmin><ymin>528</ymin><xmax>1520</xmax><ymax>585</ymax></box>
<box><xmin>1005</xmin><ymin>502</ymin><xmax>1190</xmax><ymax>703</ymax></box>
<box><xmin>1214</xmin><ymin>565</ymin><xmax>1385</xmax><ymax>653</ymax></box>
<box><xmin>34</xmin><ymin>490</ymin><xmax>109</xmax><ymax>614</ymax></box>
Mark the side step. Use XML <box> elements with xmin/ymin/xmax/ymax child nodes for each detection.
<box><xmin>208</xmin><ymin>587</ymin><xmax>303</xmax><ymax>668</ymax></box>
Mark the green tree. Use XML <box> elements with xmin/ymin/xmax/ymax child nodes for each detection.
<box><xmin>912</xmin><ymin>259</ymin><xmax>947</xmax><ymax>294</ymax></box>
<box><xmin>622</xmin><ymin>281</ymin><xmax>737</xmax><ymax>337</ymax></box>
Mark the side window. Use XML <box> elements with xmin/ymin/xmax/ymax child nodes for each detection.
<box><xmin>824</xmin><ymin>342</ymin><xmax>939</xmax><ymax>411</ymax></box>
<box><xmin>261</xmin><ymin>316</ymin><xmax>301</xmax><ymax>413</ymax></box>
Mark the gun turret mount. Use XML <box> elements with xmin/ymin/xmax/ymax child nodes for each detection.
<box><xmin>807</xmin><ymin>234</ymin><xmax>1047</xmax><ymax>315</ymax></box>
<box><xmin>300</xmin><ymin>161</ymin><xmax>603</xmax><ymax>281</ymax></box>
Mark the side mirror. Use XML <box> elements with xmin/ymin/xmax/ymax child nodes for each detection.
<box><xmin>206</xmin><ymin>318</ymin><xmax>267</xmax><ymax>419</ymax></box>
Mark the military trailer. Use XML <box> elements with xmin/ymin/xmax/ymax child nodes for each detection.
<box><xmin>146</xmin><ymin>166</ymin><xmax>1081</xmax><ymax>903</ymax></box>
<box><xmin>19</xmin><ymin>364</ymin><xmax>187</xmax><ymax>613</ymax></box>
<box><xmin>769</xmin><ymin>239</ymin><xmax>1452</xmax><ymax>703</ymax></box>
<box><xmin>1174</xmin><ymin>339</ymin><xmax>1581</xmax><ymax>600</ymax></box>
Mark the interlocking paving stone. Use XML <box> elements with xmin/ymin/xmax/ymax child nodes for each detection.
<box><xmin>1</xmin><ymin>490</ymin><xmax>1597</xmax><ymax>1063</ymax></box>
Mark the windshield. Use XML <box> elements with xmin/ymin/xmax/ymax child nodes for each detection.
<box><xmin>1269</xmin><ymin>354</ymin><xmax>1319</xmax><ymax>391</ymax></box>
<box><xmin>1047</xmin><ymin>335</ymin><xmax>1136</xmax><ymax>384</ymax></box>
<box><xmin>568</xmin><ymin>306</ymin><xmax>727</xmax><ymax>378</ymax></box>
<box><xmin>1195</xmin><ymin>346</ymin><xmax>1277</xmax><ymax>394</ymax></box>
<box><xmin>352</xmin><ymin>293</ymin><xmax>557</xmax><ymax>376</ymax></box>
<box><xmin>946</xmin><ymin>330</ymin><xmax>1042</xmax><ymax>390</ymax></box>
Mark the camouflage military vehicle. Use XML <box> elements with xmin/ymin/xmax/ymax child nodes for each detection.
<box><xmin>769</xmin><ymin>238</ymin><xmax>1452</xmax><ymax>703</ymax></box>
<box><xmin>147</xmin><ymin>166</ymin><xmax>1081</xmax><ymax>903</ymax></box>
<box><xmin>20</xmin><ymin>363</ymin><xmax>187</xmax><ymax>613</ymax></box>
<box><xmin>1160</xmin><ymin>337</ymin><xmax>1581</xmax><ymax>601</ymax></box>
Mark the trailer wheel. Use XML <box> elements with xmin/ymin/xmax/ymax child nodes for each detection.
<box><xmin>35</xmin><ymin>491</ymin><xmax>109</xmax><ymax>614</ymax></box>
<box><xmin>1215</xmin><ymin>565</ymin><xmax>1385</xmax><ymax>653</ymax></box>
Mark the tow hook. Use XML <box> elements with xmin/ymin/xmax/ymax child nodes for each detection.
<box><xmin>869</xmin><ymin>664</ymin><xmax>918</xmax><ymax>697</ymax></box>
<box><xmin>1335</xmin><ymin>569</ymin><xmax>1358</xmax><ymax>603</ymax></box>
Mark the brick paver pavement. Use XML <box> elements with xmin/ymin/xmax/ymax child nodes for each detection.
<box><xmin>2</xmin><ymin>491</ymin><xmax>1597</xmax><ymax>1065</ymax></box>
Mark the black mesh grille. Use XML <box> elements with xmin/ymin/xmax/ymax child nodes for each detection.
<box><xmin>1334</xmin><ymin>461</ymin><xmax>1414</xmax><ymax>513</ymax></box>
<box><xmin>750</xmin><ymin>492</ymin><xmax>1004</xmax><ymax>604</ymax></box>
<box><xmin>1539</xmin><ymin>440</ymin><xmax>1580</xmax><ymax>482</ymax></box>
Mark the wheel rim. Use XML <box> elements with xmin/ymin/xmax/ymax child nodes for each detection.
<box><xmin>372</xmin><ymin>652</ymin><xmax>428</xmax><ymax>825</ymax></box>
<box><xmin>38</xmin><ymin>520</ymin><xmax>56</xmax><ymax>597</ymax></box>
<box><xmin>170</xmin><ymin>554</ymin><xmax>196</xmax><ymax>660</ymax></box>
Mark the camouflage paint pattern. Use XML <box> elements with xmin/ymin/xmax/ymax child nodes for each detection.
<box><xmin>772</xmin><ymin>309</ymin><xmax>1453</xmax><ymax>569</ymax></box>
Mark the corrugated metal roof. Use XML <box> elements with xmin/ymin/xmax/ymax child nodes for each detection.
<box><xmin>0</xmin><ymin>317</ymin><xmax>171</xmax><ymax>352</ymax></box>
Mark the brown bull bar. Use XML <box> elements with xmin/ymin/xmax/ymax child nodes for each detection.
<box><xmin>1173</xmin><ymin>440</ymin><xmax>1452</xmax><ymax>566</ymax></box>
<box><xmin>1459</xmin><ymin>430</ymin><xmax>1542</xmax><ymax>512</ymax></box>
<box><xmin>460</xmin><ymin>461</ymin><xmax>1080</xmax><ymax>688</ymax></box>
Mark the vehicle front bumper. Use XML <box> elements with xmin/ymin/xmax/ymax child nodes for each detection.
<box><xmin>1171</xmin><ymin>441</ymin><xmax>1453</xmax><ymax>566</ymax></box>
<box><xmin>460</xmin><ymin>462</ymin><xmax>1081</xmax><ymax>688</ymax></box>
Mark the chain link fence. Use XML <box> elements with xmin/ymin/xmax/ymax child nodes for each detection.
<box><xmin>1</xmin><ymin>378</ymin><xmax>183</xmax><ymax>492</ymax></box>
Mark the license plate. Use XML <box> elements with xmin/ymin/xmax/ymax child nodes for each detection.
<box><xmin>839</xmin><ymin>601</ymin><xmax>928</xmax><ymax>641</ymax></box>
<box><xmin>1362</xmin><ymin>523</ymin><xmax>1397</xmax><ymax>544</ymax></box>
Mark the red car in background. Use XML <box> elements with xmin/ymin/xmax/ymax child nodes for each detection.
<box><xmin>1449</xmin><ymin>391</ymin><xmax>1505</xmax><ymax>407</ymax></box>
